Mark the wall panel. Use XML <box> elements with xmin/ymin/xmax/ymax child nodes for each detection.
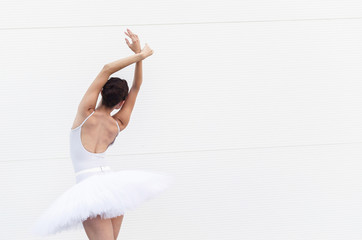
<box><xmin>1</xmin><ymin>20</ymin><xmax>361</xmax><ymax>162</ymax></box>
<box><xmin>0</xmin><ymin>0</ymin><xmax>361</xmax><ymax>29</ymax></box>
<box><xmin>1</xmin><ymin>144</ymin><xmax>362</xmax><ymax>239</ymax></box>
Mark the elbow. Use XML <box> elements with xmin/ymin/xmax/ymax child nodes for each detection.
<box><xmin>103</xmin><ymin>64</ymin><xmax>111</xmax><ymax>74</ymax></box>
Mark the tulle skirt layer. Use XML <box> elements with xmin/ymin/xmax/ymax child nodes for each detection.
<box><xmin>31</xmin><ymin>169</ymin><xmax>174</xmax><ymax>236</ymax></box>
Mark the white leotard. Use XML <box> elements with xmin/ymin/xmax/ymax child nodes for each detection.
<box><xmin>69</xmin><ymin>110</ymin><xmax>120</xmax><ymax>183</ymax></box>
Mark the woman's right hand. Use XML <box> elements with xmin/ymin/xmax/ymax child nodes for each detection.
<box><xmin>140</xmin><ymin>43</ymin><xmax>154</xmax><ymax>59</ymax></box>
<box><xmin>125</xmin><ymin>29</ymin><xmax>141</xmax><ymax>54</ymax></box>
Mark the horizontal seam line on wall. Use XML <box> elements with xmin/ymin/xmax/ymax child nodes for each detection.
<box><xmin>109</xmin><ymin>141</ymin><xmax>362</xmax><ymax>155</ymax></box>
<box><xmin>0</xmin><ymin>17</ymin><xmax>362</xmax><ymax>31</ymax></box>
<box><xmin>4</xmin><ymin>141</ymin><xmax>362</xmax><ymax>162</ymax></box>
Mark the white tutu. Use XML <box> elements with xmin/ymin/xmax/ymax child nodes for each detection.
<box><xmin>31</xmin><ymin>169</ymin><xmax>174</xmax><ymax>237</ymax></box>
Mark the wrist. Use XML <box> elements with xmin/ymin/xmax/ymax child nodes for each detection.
<box><xmin>135</xmin><ymin>52</ymin><xmax>144</xmax><ymax>61</ymax></box>
<box><xmin>138</xmin><ymin>52</ymin><xmax>145</xmax><ymax>60</ymax></box>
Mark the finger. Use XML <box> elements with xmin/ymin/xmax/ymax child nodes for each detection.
<box><xmin>125</xmin><ymin>38</ymin><xmax>131</xmax><ymax>46</ymax></box>
<box><xmin>124</xmin><ymin>31</ymin><xmax>131</xmax><ymax>38</ymax></box>
<box><xmin>125</xmin><ymin>36</ymin><xmax>132</xmax><ymax>45</ymax></box>
<box><xmin>128</xmin><ymin>29</ymin><xmax>138</xmax><ymax>40</ymax></box>
<box><xmin>127</xmin><ymin>31</ymin><xmax>135</xmax><ymax>41</ymax></box>
<box><xmin>127</xmin><ymin>28</ymin><xmax>135</xmax><ymax>35</ymax></box>
<box><xmin>127</xmin><ymin>29</ymin><xmax>135</xmax><ymax>38</ymax></box>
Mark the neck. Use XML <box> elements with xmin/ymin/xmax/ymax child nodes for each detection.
<box><xmin>95</xmin><ymin>104</ymin><xmax>114</xmax><ymax>115</ymax></box>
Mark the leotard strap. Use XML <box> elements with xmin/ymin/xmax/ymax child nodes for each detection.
<box><xmin>79</xmin><ymin>111</ymin><xmax>95</xmax><ymax>128</ymax></box>
<box><xmin>114</xmin><ymin>119</ymin><xmax>120</xmax><ymax>132</ymax></box>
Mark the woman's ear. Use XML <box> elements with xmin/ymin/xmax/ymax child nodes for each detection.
<box><xmin>114</xmin><ymin>100</ymin><xmax>125</xmax><ymax>110</ymax></box>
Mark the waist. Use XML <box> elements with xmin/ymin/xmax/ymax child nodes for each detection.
<box><xmin>75</xmin><ymin>166</ymin><xmax>112</xmax><ymax>177</ymax></box>
<box><xmin>71</xmin><ymin>154</ymin><xmax>110</xmax><ymax>174</ymax></box>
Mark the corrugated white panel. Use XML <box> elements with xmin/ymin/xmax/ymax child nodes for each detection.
<box><xmin>0</xmin><ymin>20</ymin><xmax>361</xmax><ymax>162</ymax></box>
<box><xmin>1</xmin><ymin>1</ymin><xmax>362</xmax><ymax>239</ymax></box>
<box><xmin>0</xmin><ymin>0</ymin><xmax>361</xmax><ymax>29</ymax></box>
<box><xmin>2</xmin><ymin>143</ymin><xmax>362</xmax><ymax>239</ymax></box>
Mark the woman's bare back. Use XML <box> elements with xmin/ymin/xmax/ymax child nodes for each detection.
<box><xmin>71</xmin><ymin>109</ymin><xmax>121</xmax><ymax>154</ymax></box>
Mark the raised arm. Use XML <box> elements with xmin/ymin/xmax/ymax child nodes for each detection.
<box><xmin>112</xmin><ymin>29</ymin><xmax>153</xmax><ymax>128</ymax></box>
<box><xmin>104</xmin><ymin>53</ymin><xmax>144</xmax><ymax>75</ymax></box>
<box><xmin>76</xmin><ymin>53</ymin><xmax>144</xmax><ymax>112</ymax></box>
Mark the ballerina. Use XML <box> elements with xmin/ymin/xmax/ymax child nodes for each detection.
<box><xmin>31</xmin><ymin>29</ymin><xmax>174</xmax><ymax>240</ymax></box>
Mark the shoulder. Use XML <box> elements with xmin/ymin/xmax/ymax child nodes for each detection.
<box><xmin>112</xmin><ymin>116</ymin><xmax>126</xmax><ymax>132</ymax></box>
<box><xmin>79</xmin><ymin>108</ymin><xmax>95</xmax><ymax>118</ymax></box>
<box><xmin>71</xmin><ymin>108</ymin><xmax>95</xmax><ymax>130</ymax></box>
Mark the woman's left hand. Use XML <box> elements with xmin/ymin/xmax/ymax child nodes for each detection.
<box><xmin>125</xmin><ymin>29</ymin><xmax>141</xmax><ymax>54</ymax></box>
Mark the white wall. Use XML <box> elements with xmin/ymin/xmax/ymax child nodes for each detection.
<box><xmin>0</xmin><ymin>1</ymin><xmax>362</xmax><ymax>239</ymax></box>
